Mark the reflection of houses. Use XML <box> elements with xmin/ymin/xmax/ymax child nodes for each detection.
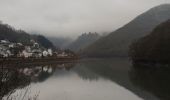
<box><xmin>20</xmin><ymin>66</ymin><xmax>54</xmax><ymax>82</ymax></box>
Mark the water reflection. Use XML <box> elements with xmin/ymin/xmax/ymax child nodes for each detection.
<box><xmin>2</xmin><ymin>58</ymin><xmax>169</xmax><ymax>100</ymax></box>
<box><xmin>0</xmin><ymin>62</ymin><xmax>76</xmax><ymax>99</ymax></box>
<box><xmin>0</xmin><ymin>66</ymin><xmax>30</xmax><ymax>99</ymax></box>
<box><xmin>130</xmin><ymin>64</ymin><xmax>170</xmax><ymax>100</ymax></box>
<box><xmin>73</xmin><ymin>58</ymin><xmax>159</xmax><ymax>100</ymax></box>
<box><xmin>29</xmin><ymin>73</ymin><xmax>143</xmax><ymax>100</ymax></box>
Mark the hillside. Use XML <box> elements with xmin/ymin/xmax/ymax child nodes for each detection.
<box><xmin>67</xmin><ymin>32</ymin><xmax>101</xmax><ymax>52</ymax></box>
<box><xmin>129</xmin><ymin>19</ymin><xmax>170</xmax><ymax>64</ymax></box>
<box><xmin>0</xmin><ymin>22</ymin><xmax>54</xmax><ymax>49</ymax></box>
<box><xmin>81</xmin><ymin>4</ymin><xmax>170</xmax><ymax>57</ymax></box>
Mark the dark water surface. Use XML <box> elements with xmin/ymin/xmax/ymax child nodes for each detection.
<box><xmin>2</xmin><ymin>58</ymin><xmax>170</xmax><ymax>100</ymax></box>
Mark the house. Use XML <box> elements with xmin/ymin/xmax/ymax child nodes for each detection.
<box><xmin>0</xmin><ymin>41</ymin><xmax>11</xmax><ymax>57</ymax></box>
<box><xmin>0</xmin><ymin>40</ymin><xmax>10</xmax><ymax>44</ymax></box>
<box><xmin>17</xmin><ymin>43</ymin><xmax>23</xmax><ymax>46</ymax></box>
<box><xmin>0</xmin><ymin>39</ymin><xmax>72</xmax><ymax>58</ymax></box>
<box><xmin>9</xmin><ymin>43</ymin><xmax>15</xmax><ymax>48</ymax></box>
<box><xmin>0</xmin><ymin>49</ymin><xmax>12</xmax><ymax>57</ymax></box>
<box><xmin>32</xmin><ymin>49</ymin><xmax>42</xmax><ymax>58</ymax></box>
<box><xmin>57</xmin><ymin>52</ymin><xmax>68</xmax><ymax>57</ymax></box>
<box><xmin>21</xmin><ymin>50</ymin><xmax>33</xmax><ymax>58</ymax></box>
<box><xmin>25</xmin><ymin>46</ymin><xmax>31</xmax><ymax>52</ymax></box>
<box><xmin>43</xmin><ymin>50</ymin><xmax>48</xmax><ymax>57</ymax></box>
<box><xmin>47</xmin><ymin>49</ymin><xmax>53</xmax><ymax>56</ymax></box>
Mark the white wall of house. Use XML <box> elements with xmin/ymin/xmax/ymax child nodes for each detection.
<box><xmin>43</xmin><ymin>50</ymin><xmax>48</xmax><ymax>57</ymax></box>
<box><xmin>48</xmin><ymin>49</ymin><xmax>53</xmax><ymax>56</ymax></box>
<box><xmin>57</xmin><ymin>52</ymin><xmax>68</xmax><ymax>57</ymax></box>
<box><xmin>22</xmin><ymin>50</ymin><xmax>33</xmax><ymax>58</ymax></box>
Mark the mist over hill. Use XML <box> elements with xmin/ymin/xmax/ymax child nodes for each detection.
<box><xmin>0</xmin><ymin>22</ymin><xmax>54</xmax><ymax>49</ymax></box>
<box><xmin>66</xmin><ymin>32</ymin><xmax>101</xmax><ymax>52</ymax></box>
<box><xmin>48</xmin><ymin>37</ymin><xmax>73</xmax><ymax>49</ymax></box>
<box><xmin>80</xmin><ymin>4</ymin><xmax>170</xmax><ymax>57</ymax></box>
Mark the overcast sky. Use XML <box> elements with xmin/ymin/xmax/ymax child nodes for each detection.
<box><xmin>0</xmin><ymin>0</ymin><xmax>169</xmax><ymax>38</ymax></box>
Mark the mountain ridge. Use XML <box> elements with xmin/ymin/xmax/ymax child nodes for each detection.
<box><xmin>80</xmin><ymin>4</ymin><xmax>170</xmax><ymax>57</ymax></box>
<box><xmin>129</xmin><ymin>19</ymin><xmax>170</xmax><ymax>63</ymax></box>
<box><xmin>67</xmin><ymin>32</ymin><xmax>101</xmax><ymax>52</ymax></box>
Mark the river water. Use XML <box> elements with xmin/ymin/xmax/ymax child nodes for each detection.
<box><xmin>2</xmin><ymin>58</ymin><xmax>169</xmax><ymax>100</ymax></box>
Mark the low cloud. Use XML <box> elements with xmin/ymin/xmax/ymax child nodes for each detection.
<box><xmin>0</xmin><ymin>0</ymin><xmax>169</xmax><ymax>38</ymax></box>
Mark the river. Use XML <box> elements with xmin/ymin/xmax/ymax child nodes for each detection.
<box><xmin>2</xmin><ymin>58</ymin><xmax>170</xmax><ymax>100</ymax></box>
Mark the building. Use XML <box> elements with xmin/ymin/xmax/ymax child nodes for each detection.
<box><xmin>0</xmin><ymin>39</ymin><xmax>72</xmax><ymax>58</ymax></box>
<box><xmin>57</xmin><ymin>52</ymin><xmax>68</xmax><ymax>57</ymax></box>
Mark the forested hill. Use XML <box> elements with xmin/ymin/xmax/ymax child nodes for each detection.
<box><xmin>67</xmin><ymin>32</ymin><xmax>101</xmax><ymax>52</ymax></box>
<box><xmin>0</xmin><ymin>22</ymin><xmax>54</xmax><ymax>49</ymax></box>
<box><xmin>129</xmin><ymin>19</ymin><xmax>170</xmax><ymax>64</ymax></box>
<box><xmin>80</xmin><ymin>4</ymin><xmax>170</xmax><ymax>57</ymax></box>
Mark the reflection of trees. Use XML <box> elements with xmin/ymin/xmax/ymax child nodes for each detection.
<box><xmin>130</xmin><ymin>64</ymin><xmax>170</xmax><ymax>100</ymax></box>
<box><xmin>74</xmin><ymin>59</ymin><xmax>130</xmax><ymax>81</ymax></box>
<box><xmin>0</xmin><ymin>65</ymin><xmax>31</xmax><ymax>99</ymax></box>
<box><xmin>73</xmin><ymin>63</ymin><xmax>99</xmax><ymax>81</ymax></box>
<box><xmin>0</xmin><ymin>62</ymin><xmax>76</xmax><ymax>99</ymax></box>
<box><xmin>75</xmin><ymin>59</ymin><xmax>159</xmax><ymax>100</ymax></box>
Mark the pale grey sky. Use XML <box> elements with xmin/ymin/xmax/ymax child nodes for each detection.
<box><xmin>0</xmin><ymin>0</ymin><xmax>169</xmax><ymax>38</ymax></box>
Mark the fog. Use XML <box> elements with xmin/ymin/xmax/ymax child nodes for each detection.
<box><xmin>0</xmin><ymin>0</ymin><xmax>169</xmax><ymax>38</ymax></box>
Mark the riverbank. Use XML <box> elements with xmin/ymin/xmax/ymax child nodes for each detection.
<box><xmin>0</xmin><ymin>56</ymin><xmax>79</xmax><ymax>65</ymax></box>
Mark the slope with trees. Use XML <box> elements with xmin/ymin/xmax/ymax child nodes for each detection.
<box><xmin>0</xmin><ymin>22</ymin><xmax>55</xmax><ymax>49</ymax></box>
<box><xmin>129</xmin><ymin>19</ymin><xmax>170</xmax><ymax>64</ymax></box>
<box><xmin>81</xmin><ymin>4</ymin><xmax>170</xmax><ymax>57</ymax></box>
<box><xmin>67</xmin><ymin>32</ymin><xmax>101</xmax><ymax>52</ymax></box>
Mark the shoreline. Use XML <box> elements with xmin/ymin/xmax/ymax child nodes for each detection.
<box><xmin>0</xmin><ymin>57</ymin><xmax>79</xmax><ymax>65</ymax></box>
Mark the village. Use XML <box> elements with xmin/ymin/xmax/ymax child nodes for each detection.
<box><xmin>0</xmin><ymin>39</ymin><xmax>75</xmax><ymax>58</ymax></box>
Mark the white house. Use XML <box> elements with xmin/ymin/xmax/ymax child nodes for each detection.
<box><xmin>17</xmin><ymin>43</ymin><xmax>23</xmax><ymax>46</ymax></box>
<box><xmin>0</xmin><ymin>49</ymin><xmax>12</xmax><ymax>57</ymax></box>
<box><xmin>6</xmin><ymin>50</ymin><xmax>12</xmax><ymax>56</ymax></box>
<box><xmin>1</xmin><ymin>40</ymin><xmax>10</xmax><ymax>44</ymax></box>
<box><xmin>47</xmin><ymin>49</ymin><xmax>53</xmax><ymax>56</ymax></box>
<box><xmin>25</xmin><ymin>46</ymin><xmax>31</xmax><ymax>52</ymax></box>
<box><xmin>57</xmin><ymin>52</ymin><xmax>68</xmax><ymax>57</ymax></box>
<box><xmin>9</xmin><ymin>44</ymin><xmax>15</xmax><ymax>48</ymax></box>
<box><xmin>32</xmin><ymin>49</ymin><xmax>42</xmax><ymax>58</ymax></box>
<box><xmin>21</xmin><ymin>50</ymin><xmax>33</xmax><ymax>58</ymax></box>
<box><xmin>43</xmin><ymin>50</ymin><xmax>48</xmax><ymax>57</ymax></box>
